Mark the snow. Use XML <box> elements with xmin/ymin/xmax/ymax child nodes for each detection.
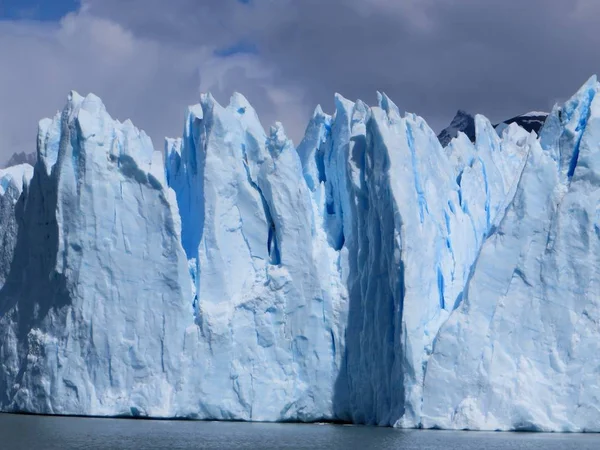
<box><xmin>496</xmin><ymin>111</ymin><xmax>549</xmax><ymax>138</ymax></box>
<box><xmin>0</xmin><ymin>76</ymin><xmax>599</xmax><ymax>432</ymax></box>
<box><xmin>521</xmin><ymin>110</ymin><xmax>549</xmax><ymax>117</ymax></box>
<box><xmin>0</xmin><ymin>164</ymin><xmax>33</xmax><ymax>198</ymax></box>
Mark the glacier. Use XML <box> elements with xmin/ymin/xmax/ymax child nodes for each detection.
<box><xmin>421</xmin><ymin>76</ymin><xmax>600</xmax><ymax>432</ymax></box>
<box><xmin>0</xmin><ymin>93</ymin><xmax>192</xmax><ymax>417</ymax></box>
<box><xmin>0</xmin><ymin>76</ymin><xmax>599</xmax><ymax>432</ymax></box>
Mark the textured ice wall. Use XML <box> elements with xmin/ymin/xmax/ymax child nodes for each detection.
<box><xmin>0</xmin><ymin>92</ymin><xmax>192</xmax><ymax>417</ymax></box>
<box><xmin>165</xmin><ymin>93</ymin><xmax>345</xmax><ymax>421</ymax></box>
<box><xmin>0</xmin><ymin>164</ymin><xmax>33</xmax><ymax>286</ymax></box>
<box><xmin>1</xmin><ymin>77</ymin><xmax>600</xmax><ymax>431</ymax></box>
<box><xmin>421</xmin><ymin>76</ymin><xmax>600</xmax><ymax>431</ymax></box>
<box><xmin>295</xmin><ymin>93</ymin><xmax>530</xmax><ymax>426</ymax></box>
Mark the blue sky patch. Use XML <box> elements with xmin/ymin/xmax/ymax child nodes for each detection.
<box><xmin>214</xmin><ymin>41</ymin><xmax>259</xmax><ymax>58</ymax></box>
<box><xmin>0</xmin><ymin>0</ymin><xmax>79</xmax><ymax>21</ymax></box>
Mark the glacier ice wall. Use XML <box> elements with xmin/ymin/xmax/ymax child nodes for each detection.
<box><xmin>0</xmin><ymin>164</ymin><xmax>33</xmax><ymax>287</ymax></box>
<box><xmin>165</xmin><ymin>93</ymin><xmax>345</xmax><ymax>421</ymax></box>
<box><xmin>301</xmin><ymin>93</ymin><xmax>530</xmax><ymax>426</ymax></box>
<box><xmin>1</xmin><ymin>76</ymin><xmax>600</xmax><ymax>432</ymax></box>
<box><xmin>0</xmin><ymin>92</ymin><xmax>192</xmax><ymax>417</ymax></box>
<box><xmin>421</xmin><ymin>76</ymin><xmax>600</xmax><ymax>432</ymax></box>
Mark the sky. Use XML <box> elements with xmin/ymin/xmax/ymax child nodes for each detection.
<box><xmin>1</xmin><ymin>0</ymin><xmax>599</xmax><ymax>164</ymax></box>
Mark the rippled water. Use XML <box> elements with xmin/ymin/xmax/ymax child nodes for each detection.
<box><xmin>2</xmin><ymin>413</ymin><xmax>600</xmax><ymax>449</ymax></box>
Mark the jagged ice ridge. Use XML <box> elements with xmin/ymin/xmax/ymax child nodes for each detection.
<box><xmin>0</xmin><ymin>76</ymin><xmax>599</xmax><ymax>431</ymax></box>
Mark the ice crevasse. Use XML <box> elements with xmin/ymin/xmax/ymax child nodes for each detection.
<box><xmin>0</xmin><ymin>76</ymin><xmax>599</xmax><ymax>431</ymax></box>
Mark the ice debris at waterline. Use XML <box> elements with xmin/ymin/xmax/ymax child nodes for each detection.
<box><xmin>0</xmin><ymin>77</ymin><xmax>599</xmax><ymax>432</ymax></box>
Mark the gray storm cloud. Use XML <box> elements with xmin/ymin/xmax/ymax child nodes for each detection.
<box><xmin>1</xmin><ymin>0</ymin><xmax>599</xmax><ymax>162</ymax></box>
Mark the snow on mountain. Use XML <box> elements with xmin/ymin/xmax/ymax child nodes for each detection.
<box><xmin>438</xmin><ymin>110</ymin><xmax>549</xmax><ymax>148</ymax></box>
<box><xmin>495</xmin><ymin>111</ymin><xmax>549</xmax><ymax>137</ymax></box>
<box><xmin>0</xmin><ymin>77</ymin><xmax>599</xmax><ymax>431</ymax></box>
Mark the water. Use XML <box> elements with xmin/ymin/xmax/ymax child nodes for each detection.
<box><xmin>2</xmin><ymin>414</ymin><xmax>600</xmax><ymax>449</ymax></box>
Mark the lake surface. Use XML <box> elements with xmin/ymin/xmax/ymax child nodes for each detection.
<box><xmin>2</xmin><ymin>413</ymin><xmax>600</xmax><ymax>449</ymax></box>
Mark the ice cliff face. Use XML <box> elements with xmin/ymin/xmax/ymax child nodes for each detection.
<box><xmin>0</xmin><ymin>165</ymin><xmax>33</xmax><ymax>286</ymax></box>
<box><xmin>165</xmin><ymin>93</ymin><xmax>345</xmax><ymax>421</ymax></box>
<box><xmin>0</xmin><ymin>77</ymin><xmax>599</xmax><ymax>432</ymax></box>
<box><xmin>0</xmin><ymin>93</ymin><xmax>192</xmax><ymax>417</ymax></box>
<box><xmin>422</xmin><ymin>76</ymin><xmax>600</xmax><ymax>432</ymax></box>
<box><xmin>310</xmin><ymin>94</ymin><xmax>530</xmax><ymax>427</ymax></box>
